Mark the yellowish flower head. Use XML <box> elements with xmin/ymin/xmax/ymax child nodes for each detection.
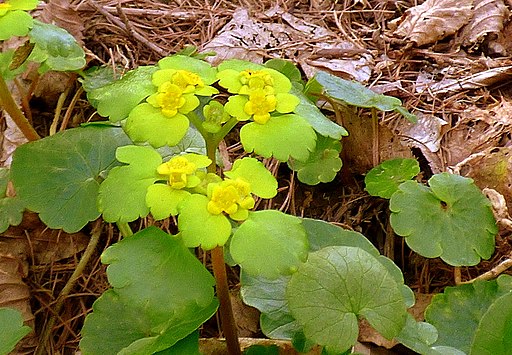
<box><xmin>244</xmin><ymin>89</ymin><xmax>277</xmax><ymax>124</ymax></box>
<box><xmin>157</xmin><ymin>154</ymin><xmax>212</xmax><ymax>189</ymax></box>
<box><xmin>239</xmin><ymin>70</ymin><xmax>275</xmax><ymax>95</ymax></box>
<box><xmin>207</xmin><ymin>178</ymin><xmax>255</xmax><ymax>220</ymax></box>
<box><xmin>154</xmin><ymin>82</ymin><xmax>186</xmax><ymax>117</ymax></box>
<box><xmin>172</xmin><ymin>70</ymin><xmax>205</xmax><ymax>93</ymax></box>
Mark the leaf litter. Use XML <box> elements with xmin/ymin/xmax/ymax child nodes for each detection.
<box><xmin>3</xmin><ymin>0</ymin><xmax>512</xmax><ymax>353</ymax></box>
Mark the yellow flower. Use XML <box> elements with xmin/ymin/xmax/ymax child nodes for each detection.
<box><xmin>153</xmin><ymin>82</ymin><xmax>186</xmax><ymax>117</ymax></box>
<box><xmin>239</xmin><ymin>70</ymin><xmax>275</xmax><ymax>95</ymax></box>
<box><xmin>171</xmin><ymin>70</ymin><xmax>205</xmax><ymax>93</ymax></box>
<box><xmin>244</xmin><ymin>89</ymin><xmax>277</xmax><ymax>124</ymax></box>
<box><xmin>157</xmin><ymin>154</ymin><xmax>212</xmax><ymax>189</ymax></box>
<box><xmin>207</xmin><ymin>178</ymin><xmax>256</xmax><ymax>221</ymax></box>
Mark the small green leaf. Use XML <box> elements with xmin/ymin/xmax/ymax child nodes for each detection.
<box><xmin>224</xmin><ymin>158</ymin><xmax>277</xmax><ymax>198</ymax></box>
<box><xmin>288</xmin><ymin>134</ymin><xmax>342</xmax><ymax>185</ymax></box>
<box><xmin>287</xmin><ymin>246</ymin><xmax>407</xmax><ymax>354</ymax></box>
<box><xmin>218</xmin><ymin>59</ymin><xmax>265</xmax><ymax>73</ymax></box>
<box><xmin>178</xmin><ymin>194</ymin><xmax>232</xmax><ymax>250</ymax></box>
<box><xmin>365</xmin><ymin>158</ymin><xmax>420</xmax><ymax>198</ymax></box>
<box><xmin>425</xmin><ymin>275</ymin><xmax>512</xmax><ymax>353</ymax></box>
<box><xmin>157</xmin><ymin>126</ymin><xmax>206</xmax><ymax>159</ymax></box>
<box><xmin>0</xmin><ymin>307</ymin><xmax>31</xmax><ymax>355</ymax></box>
<box><xmin>80</xmin><ymin>227</ymin><xmax>218</xmax><ymax>354</ymax></box>
<box><xmin>471</xmin><ymin>291</ymin><xmax>512</xmax><ymax>355</ymax></box>
<box><xmin>28</xmin><ymin>20</ymin><xmax>85</xmax><ymax>72</ymax></box>
<box><xmin>158</xmin><ymin>55</ymin><xmax>217</xmax><ymax>85</ymax></box>
<box><xmin>0</xmin><ymin>10</ymin><xmax>33</xmax><ymax>40</ymax></box>
<box><xmin>11</xmin><ymin>126</ymin><xmax>132</xmax><ymax>232</ymax></box>
<box><xmin>80</xmin><ymin>66</ymin><xmax>120</xmax><ymax>92</ymax></box>
<box><xmin>98</xmin><ymin>145</ymin><xmax>162</xmax><ymax>223</ymax></box>
<box><xmin>146</xmin><ymin>184</ymin><xmax>190</xmax><ymax>220</ymax></box>
<box><xmin>84</xmin><ymin>66</ymin><xmax>157</xmax><ymax>122</ymax></box>
<box><xmin>0</xmin><ymin>168</ymin><xmax>24</xmax><ymax>233</ymax></box>
<box><xmin>390</xmin><ymin>173</ymin><xmax>497</xmax><ymax>266</ymax></box>
<box><xmin>291</xmin><ymin>86</ymin><xmax>348</xmax><ymax>139</ymax></box>
<box><xmin>125</xmin><ymin>103</ymin><xmax>190</xmax><ymax>148</ymax></box>
<box><xmin>315</xmin><ymin>71</ymin><xmax>417</xmax><ymax>123</ymax></box>
<box><xmin>244</xmin><ymin>344</ymin><xmax>280</xmax><ymax>355</ymax></box>
<box><xmin>231</xmin><ymin>210</ymin><xmax>309</xmax><ymax>279</ymax></box>
<box><xmin>265</xmin><ymin>59</ymin><xmax>303</xmax><ymax>85</ymax></box>
<box><xmin>240</xmin><ymin>114</ymin><xmax>316</xmax><ymax>162</ymax></box>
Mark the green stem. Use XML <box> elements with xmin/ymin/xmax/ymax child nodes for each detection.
<box><xmin>117</xmin><ymin>222</ymin><xmax>133</xmax><ymax>237</ymax></box>
<box><xmin>35</xmin><ymin>219</ymin><xmax>103</xmax><ymax>355</ymax></box>
<box><xmin>205</xmin><ymin>137</ymin><xmax>241</xmax><ymax>355</ymax></box>
<box><xmin>0</xmin><ymin>74</ymin><xmax>40</xmax><ymax>141</ymax></box>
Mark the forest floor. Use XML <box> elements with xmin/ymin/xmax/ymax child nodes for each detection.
<box><xmin>2</xmin><ymin>0</ymin><xmax>512</xmax><ymax>353</ymax></box>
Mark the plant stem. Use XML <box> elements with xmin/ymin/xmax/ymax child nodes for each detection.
<box><xmin>35</xmin><ymin>219</ymin><xmax>103</xmax><ymax>355</ymax></box>
<box><xmin>0</xmin><ymin>74</ymin><xmax>40</xmax><ymax>141</ymax></box>
<box><xmin>205</xmin><ymin>137</ymin><xmax>241</xmax><ymax>355</ymax></box>
<box><xmin>116</xmin><ymin>222</ymin><xmax>133</xmax><ymax>237</ymax></box>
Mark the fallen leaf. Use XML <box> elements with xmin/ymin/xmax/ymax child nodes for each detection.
<box><xmin>39</xmin><ymin>0</ymin><xmax>84</xmax><ymax>45</ymax></box>
<box><xmin>393</xmin><ymin>0</ymin><xmax>473</xmax><ymax>46</ymax></box>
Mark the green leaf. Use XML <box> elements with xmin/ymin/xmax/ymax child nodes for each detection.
<box><xmin>80</xmin><ymin>227</ymin><xmax>217</xmax><ymax>354</ymax></box>
<box><xmin>288</xmin><ymin>134</ymin><xmax>342</xmax><ymax>185</ymax></box>
<box><xmin>85</xmin><ymin>66</ymin><xmax>157</xmax><ymax>122</ymax></box>
<box><xmin>0</xmin><ymin>307</ymin><xmax>31</xmax><ymax>355</ymax></box>
<box><xmin>7</xmin><ymin>0</ymin><xmax>39</xmax><ymax>10</ymax></box>
<box><xmin>178</xmin><ymin>194</ymin><xmax>232</xmax><ymax>250</ymax></box>
<box><xmin>365</xmin><ymin>158</ymin><xmax>420</xmax><ymax>199</ymax></box>
<box><xmin>240</xmin><ymin>114</ymin><xmax>316</xmax><ymax>162</ymax></box>
<box><xmin>390</xmin><ymin>173</ymin><xmax>498</xmax><ymax>266</ymax></box>
<box><xmin>0</xmin><ymin>10</ymin><xmax>33</xmax><ymax>40</ymax></box>
<box><xmin>231</xmin><ymin>210</ymin><xmax>309</xmax><ymax>279</ymax></box>
<box><xmin>471</xmin><ymin>291</ymin><xmax>512</xmax><ymax>355</ymax></box>
<box><xmin>154</xmin><ymin>331</ymin><xmax>201</xmax><ymax>355</ymax></box>
<box><xmin>244</xmin><ymin>344</ymin><xmax>280</xmax><ymax>355</ymax></box>
<box><xmin>146</xmin><ymin>184</ymin><xmax>190</xmax><ymax>220</ymax></box>
<box><xmin>291</xmin><ymin>86</ymin><xmax>348</xmax><ymax>139</ymax></box>
<box><xmin>158</xmin><ymin>55</ymin><xmax>217</xmax><ymax>85</ymax></box>
<box><xmin>98</xmin><ymin>145</ymin><xmax>162</xmax><ymax>223</ymax></box>
<box><xmin>80</xmin><ymin>66</ymin><xmax>120</xmax><ymax>92</ymax></box>
<box><xmin>224</xmin><ymin>158</ymin><xmax>278</xmax><ymax>198</ymax></box>
<box><xmin>0</xmin><ymin>49</ymin><xmax>27</xmax><ymax>81</ymax></box>
<box><xmin>265</xmin><ymin>59</ymin><xmax>303</xmax><ymax>85</ymax></box>
<box><xmin>157</xmin><ymin>126</ymin><xmax>206</xmax><ymax>159</ymax></box>
<box><xmin>425</xmin><ymin>275</ymin><xmax>512</xmax><ymax>353</ymax></box>
<box><xmin>287</xmin><ymin>246</ymin><xmax>407</xmax><ymax>354</ymax></box>
<box><xmin>28</xmin><ymin>21</ymin><xmax>85</xmax><ymax>72</ymax></box>
<box><xmin>218</xmin><ymin>59</ymin><xmax>265</xmax><ymax>72</ymax></box>
<box><xmin>125</xmin><ymin>103</ymin><xmax>190</xmax><ymax>148</ymax></box>
<box><xmin>0</xmin><ymin>168</ymin><xmax>24</xmax><ymax>233</ymax></box>
<box><xmin>11</xmin><ymin>126</ymin><xmax>131</xmax><ymax>232</ymax></box>
<box><xmin>315</xmin><ymin>71</ymin><xmax>417</xmax><ymax>123</ymax></box>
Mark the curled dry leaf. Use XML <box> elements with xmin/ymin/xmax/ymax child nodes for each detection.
<box><xmin>393</xmin><ymin>0</ymin><xmax>473</xmax><ymax>46</ymax></box>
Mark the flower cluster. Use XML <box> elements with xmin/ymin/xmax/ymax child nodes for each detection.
<box><xmin>156</xmin><ymin>153</ymin><xmax>211</xmax><ymax>189</ymax></box>
<box><xmin>207</xmin><ymin>178</ymin><xmax>256</xmax><ymax>221</ymax></box>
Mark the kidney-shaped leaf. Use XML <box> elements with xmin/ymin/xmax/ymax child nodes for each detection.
<box><xmin>287</xmin><ymin>246</ymin><xmax>407</xmax><ymax>354</ymax></box>
<box><xmin>365</xmin><ymin>158</ymin><xmax>420</xmax><ymax>198</ymax></box>
<box><xmin>231</xmin><ymin>210</ymin><xmax>309</xmax><ymax>279</ymax></box>
<box><xmin>80</xmin><ymin>227</ymin><xmax>218</xmax><ymax>354</ymax></box>
<box><xmin>390</xmin><ymin>173</ymin><xmax>497</xmax><ymax>266</ymax></box>
<box><xmin>11</xmin><ymin>125</ymin><xmax>131</xmax><ymax>232</ymax></box>
<box><xmin>0</xmin><ymin>307</ymin><xmax>31</xmax><ymax>355</ymax></box>
<box><xmin>425</xmin><ymin>274</ymin><xmax>512</xmax><ymax>354</ymax></box>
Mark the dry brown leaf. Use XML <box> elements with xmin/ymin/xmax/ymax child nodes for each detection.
<box><xmin>459</xmin><ymin>0</ymin><xmax>509</xmax><ymax>48</ymax></box>
<box><xmin>393</xmin><ymin>0</ymin><xmax>474</xmax><ymax>46</ymax></box>
<box><xmin>39</xmin><ymin>0</ymin><xmax>84</xmax><ymax>44</ymax></box>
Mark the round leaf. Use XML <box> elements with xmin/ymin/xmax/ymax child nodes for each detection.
<box><xmin>11</xmin><ymin>126</ymin><xmax>131</xmax><ymax>232</ymax></box>
<box><xmin>365</xmin><ymin>158</ymin><xmax>420</xmax><ymax>198</ymax></box>
<box><xmin>158</xmin><ymin>55</ymin><xmax>217</xmax><ymax>85</ymax></box>
<box><xmin>425</xmin><ymin>275</ymin><xmax>512</xmax><ymax>353</ymax></box>
<box><xmin>125</xmin><ymin>103</ymin><xmax>190</xmax><ymax>148</ymax></box>
<box><xmin>84</xmin><ymin>66</ymin><xmax>157</xmax><ymax>122</ymax></box>
<box><xmin>390</xmin><ymin>173</ymin><xmax>497</xmax><ymax>266</ymax></box>
<box><xmin>288</xmin><ymin>134</ymin><xmax>342</xmax><ymax>185</ymax></box>
<box><xmin>146</xmin><ymin>184</ymin><xmax>190</xmax><ymax>220</ymax></box>
<box><xmin>287</xmin><ymin>246</ymin><xmax>407</xmax><ymax>354</ymax></box>
<box><xmin>98</xmin><ymin>145</ymin><xmax>162</xmax><ymax>223</ymax></box>
<box><xmin>178</xmin><ymin>194</ymin><xmax>232</xmax><ymax>250</ymax></box>
<box><xmin>224</xmin><ymin>157</ymin><xmax>277</xmax><ymax>198</ymax></box>
<box><xmin>0</xmin><ymin>307</ymin><xmax>31</xmax><ymax>355</ymax></box>
<box><xmin>231</xmin><ymin>210</ymin><xmax>309</xmax><ymax>279</ymax></box>
<box><xmin>0</xmin><ymin>10</ymin><xmax>33</xmax><ymax>40</ymax></box>
<box><xmin>80</xmin><ymin>227</ymin><xmax>217</xmax><ymax>354</ymax></box>
<box><xmin>240</xmin><ymin>114</ymin><xmax>316</xmax><ymax>162</ymax></box>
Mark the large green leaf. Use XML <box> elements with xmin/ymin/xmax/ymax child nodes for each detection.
<box><xmin>0</xmin><ymin>307</ymin><xmax>31</xmax><ymax>355</ymax></box>
<box><xmin>291</xmin><ymin>86</ymin><xmax>348</xmax><ymax>139</ymax></box>
<box><xmin>80</xmin><ymin>227</ymin><xmax>218</xmax><ymax>354</ymax></box>
<box><xmin>11</xmin><ymin>126</ymin><xmax>131</xmax><ymax>232</ymax></box>
<box><xmin>365</xmin><ymin>158</ymin><xmax>420</xmax><ymax>199</ymax></box>
<box><xmin>84</xmin><ymin>66</ymin><xmax>157</xmax><ymax>122</ymax></box>
<box><xmin>315</xmin><ymin>71</ymin><xmax>417</xmax><ymax>123</ymax></box>
<box><xmin>390</xmin><ymin>173</ymin><xmax>497</xmax><ymax>266</ymax></box>
<box><xmin>231</xmin><ymin>210</ymin><xmax>309</xmax><ymax>279</ymax></box>
<box><xmin>286</xmin><ymin>246</ymin><xmax>407</xmax><ymax>354</ymax></box>
<box><xmin>0</xmin><ymin>10</ymin><xmax>33</xmax><ymax>41</ymax></box>
<box><xmin>425</xmin><ymin>275</ymin><xmax>512</xmax><ymax>353</ymax></box>
<box><xmin>471</xmin><ymin>291</ymin><xmax>512</xmax><ymax>355</ymax></box>
<box><xmin>264</xmin><ymin>59</ymin><xmax>303</xmax><ymax>85</ymax></box>
<box><xmin>240</xmin><ymin>114</ymin><xmax>316</xmax><ymax>162</ymax></box>
<box><xmin>28</xmin><ymin>21</ymin><xmax>85</xmax><ymax>72</ymax></box>
<box><xmin>98</xmin><ymin>145</ymin><xmax>162</xmax><ymax>223</ymax></box>
<box><xmin>288</xmin><ymin>134</ymin><xmax>342</xmax><ymax>185</ymax></box>
<box><xmin>0</xmin><ymin>168</ymin><xmax>24</xmax><ymax>233</ymax></box>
